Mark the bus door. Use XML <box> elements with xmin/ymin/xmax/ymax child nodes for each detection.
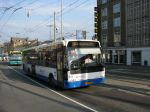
<box><xmin>57</xmin><ymin>50</ymin><xmax>64</xmax><ymax>87</ymax></box>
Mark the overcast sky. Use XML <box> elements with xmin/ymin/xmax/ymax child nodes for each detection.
<box><xmin>0</xmin><ymin>0</ymin><xmax>96</xmax><ymax>42</ymax></box>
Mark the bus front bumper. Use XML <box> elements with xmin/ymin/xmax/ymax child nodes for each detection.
<box><xmin>64</xmin><ymin>77</ymin><xmax>105</xmax><ymax>89</ymax></box>
<box><xmin>9</xmin><ymin>61</ymin><xmax>22</xmax><ymax>65</ymax></box>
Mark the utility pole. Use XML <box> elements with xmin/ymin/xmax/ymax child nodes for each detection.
<box><xmin>61</xmin><ymin>0</ymin><xmax>63</xmax><ymax>40</ymax></box>
<box><xmin>54</xmin><ymin>12</ymin><xmax>56</xmax><ymax>42</ymax></box>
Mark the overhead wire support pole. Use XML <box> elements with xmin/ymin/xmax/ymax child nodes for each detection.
<box><xmin>54</xmin><ymin>12</ymin><xmax>56</xmax><ymax>42</ymax></box>
<box><xmin>61</xmin><ymin>0</ymin><xmax>63</xmax><ymax>40</ymax></box>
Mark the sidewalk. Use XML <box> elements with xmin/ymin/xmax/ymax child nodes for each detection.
<box><xmin>105</xmin><ymin>64</ymin><xmax>150</xmax><ymax>79</ymax></box>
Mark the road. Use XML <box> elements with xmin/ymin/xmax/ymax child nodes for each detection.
<box><xmin>0</xmin><ymin>62</ymin><xmax>150</xmax><ymax>112</ymax></box>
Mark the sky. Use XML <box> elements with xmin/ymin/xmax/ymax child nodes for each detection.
<box><xmin>0</xmin><ymin>0</ymin><xmax>96</xmax><ymax>42</ymax></box>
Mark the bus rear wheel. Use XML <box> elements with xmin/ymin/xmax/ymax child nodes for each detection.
<box><xmin>27</xmin><ymin>68</ymin><xmax>31</xmax><ymax>76</ymax></box>
<box><xmin>48</xmin><ymin>75</ymin><xmax>55</xmax><ymax>88</ymax></box>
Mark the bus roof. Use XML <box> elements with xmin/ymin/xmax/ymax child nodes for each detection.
<box><xmin>51</xmin><ymin>39</ymin><xmax>100</xmax><ymax>46</ymax></box>
<box><xmin>22</xmin><ymin>39</ymin><xmax>100</xmax><ymax>52</ymax></box>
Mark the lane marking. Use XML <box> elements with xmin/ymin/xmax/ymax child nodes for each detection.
<box><xmin>107</xmin><ymin>73</ymin><xmax>150</xmax><ymax>83</ymax></box>
<box><xmin>95</xmin><ymin>84</ymin><xmax>149</xmax><ymax>97</ymax></box>
<box><xmin>108</xmin><ymin>69</ymin><xmax>150</xmax><ymax>75</ymax></box>
<box><xmin>117</xmin><ymin>89</ymin><xmax>149</xmax><ymax>97</ymax></box>
<box><xmin>8</xmin><ymin>66</ymin><xmax>98</xmax><ymax>112</ymax></box>
<box><xmin>108</xmin><ymin>76</ymin><xmax>150</xmax><ymax>86</ymax></box>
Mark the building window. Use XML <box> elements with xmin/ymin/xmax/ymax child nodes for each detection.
<box><xmin>102</xmin><ymin>0</ymin><xmax>107</xmax><ymax>4</ymax></box>
<box><xmin>104</xmin><ymin>50</ymin><xmax>112</xmax><ymax>63</ymax></box>
<box><xmin>101</xmin><ymin>7</ymin><xmax>107</xmax><ymax>16</ymax></box>
<box><xmin>101</xmin><ymin>21</ymin><xmax>108</xmax><ymax>29</ymax></box>
<box><xmin>143</xmin><ymin>35</ymin><xmax>150</xmax><ymax>46</ymax></box>
<box><xmin>113</xmin><ymin>17</ymin><xmax>120</xmax><ymax>27</ymax></box>
<box><xmin>132</xmin><ymin>51</ymin><xmax>141</xmax><ymax>65</ymax></box>
<box><xmin>102</xmin><ymin>34</ymin><xmax>107</xmax><ymax>47</ymax></box>
<box><xmin>113</xmin><ymin>3</ymin><xmax>120</xmax><ymax>13</ymax></box>
<box><xmin>113</xmin><ymin>32</ymin><xmax>121</xmax><ymax>46</ymax></box>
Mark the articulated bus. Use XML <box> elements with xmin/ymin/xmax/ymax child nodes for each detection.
<box><xmin>9</xmin><ymin>51</ymin><xmax>22</xmax><ymax>65</ymax></box>
<box><xmin>22</xmin><ymin>40</ymin><xmax>105</xmax><ymax>89</ymax></box>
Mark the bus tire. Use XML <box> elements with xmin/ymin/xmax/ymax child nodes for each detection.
<box><xmin>27</xmin><ymin>68</ymin><xmax>31</xmax><ymax>76</ymax></box>
<box><xmin>48</xmin><ymin>74</ymin><xmax>55</xmax><ymax>88</ymax></box>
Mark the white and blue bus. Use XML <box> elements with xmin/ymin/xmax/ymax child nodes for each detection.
<box><xmin>22</xmin><ymin>40</ymin><xmax>105</xmax><ymax>89</ymax></box>
<box><xmin>9</xmin><ymin>51</ymin><xmax>22</xmax><ymax>65</ymax></box>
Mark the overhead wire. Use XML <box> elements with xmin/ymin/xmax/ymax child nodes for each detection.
<box><xmin>0</xmin><ymin>7</ymin><xmax>24</xmax><ymax>32</ymax></box>
<box><xmin>0</xmin><ymin>0</ymin><xmax>27</xmax><ymax>19</ymax></box>
<box><xmin>18</xmin><ymin>2</ymin><xmax>61</xmax><ymax>37</ymax></box>
<box><xmin>0</xmin><ymin>0</ymin><xmax>28</xmax><ymax>30</ymax></box>
<box><xmin>62</xmin><ymin>0</ymin><xmax>91</xmax><ymax>15</ymax></box>
<box><xmin>0</xmin><ymin>0</ymin><xmax>39</xmax><ymax>21</ymax></box>
<box><xmin>1</xmin><ymin>0</ymin><xmax>93</xmax><ymax>40</ymax></box>
<box><xmin>10</xmin><ymin>0</ymin><xmax>27</xmax><ymax>8</ymax></box>
<box><xmin>21</xmin><ymin>0</ymin><xmax>82</xmax><ymax>34</ymax></box>
<box><xmin>54</xmin><ymin>0</ymin><xmax>91</xmax><ymax>35</ymax></box>
<box><xmin>31</xmin><ymin>0</ymin><xmax>91</xmax><ymax>37</ymax></box>
<box><xmin>61</xmin><ymin>0</ymin><xmax>81</xmax><ymax>12</ymax></box>
<box><xmin>1</xmin><ymin>0</ymin><xmax>85</xmax><ymax>33</ymax></box>
<box><xmin>23</xmin><ymin>17</ymin><xmax>51</xmax><ymax>34</ymax></box>
<box><xmin>0</xmin><ymin>0</ymin><xmax>40</xmax><ymax>33</ymax></box>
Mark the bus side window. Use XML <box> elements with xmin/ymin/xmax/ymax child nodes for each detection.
<box><xmin>45</xmin><ymin>52</ymin><xmax>50</xmax><ymax>67</ymax></box>
<box><xmin>37</xmin><ymin>53</ymin><xmax>40</xmax><ymax>65</ymax></box>
<box><xmin>64</xmin><ymin>52</ymin><xmax>68</xmax><ymax>68</ymax></box>
<box><xmin>41</xmin><ymin>52</ymin><xmax>46</xmax><ymax>66</ymax></box>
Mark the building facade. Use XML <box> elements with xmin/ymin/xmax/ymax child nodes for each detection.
<box><xmin>10</xmin><ymin>37</ymin><xmax>28</xmax><ymax>51</ymax></box>
<box><xmin>96</xmin><ymin>0</ymin><xmax>126</xmax><ymax>64</ymax></box>
<box><xmin>0</xmin><ymin>37</ymin><xmax>39</xmax><ymax>54</ymax></box>
<box><xmin>95</xmin><ymin>0</ymin><xmax>150</xmax><ymax>66</ymax></box>
<box><xmin>0</xmin><ymin>44</ymin><xmax>4</xmax><ymax>54</ymax></box>
<box><xmin>10</xmin><ymin>37</ymin><xmax>38</xmax><ymax>51</ymax></box>
<box><xmin>3</xmin><ymin>42</ymin><xmax>10</xmax><ymax>54</ymax></box>
<box><xmin>126</xmin><ymin>0</ymin><xmax>150</xmax><ymax>66</ymax></box>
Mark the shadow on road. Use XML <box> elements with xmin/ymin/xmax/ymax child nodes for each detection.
<box><xmin>0</xmin><ymin>80</ymin><xmax>88</xmax><ymax>112</ymax></box>
<box><xmin>0</xmin><ymin>62</ymin><xmax>64</xmax><ymax>91</ymax></box>
<box><xmin>71</xmin><ymin>84</ymin><xmax>150</xmax><ymax>108</ymax></box>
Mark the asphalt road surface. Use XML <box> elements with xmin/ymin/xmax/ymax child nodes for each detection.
<box><xmin>0</xmin><ymin>62</ymin><xmax>150</xmax><ymax>112</ymax></box>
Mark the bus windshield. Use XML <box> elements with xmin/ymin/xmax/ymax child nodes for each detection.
<box><xmin>9</xmin><ymin>54</ymin><xmax>22</xmax><ymax>60</ymax></box>
<box><xmin>68</xmin><ymin>48</ymin><xmax>102</xmax><ymax>70</ymax></box>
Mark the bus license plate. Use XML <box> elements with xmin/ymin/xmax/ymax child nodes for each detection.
<box><xmin>86</xmin><ymin>82</ymin><xmax>93</xmax><ymax>85</ymax></box>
